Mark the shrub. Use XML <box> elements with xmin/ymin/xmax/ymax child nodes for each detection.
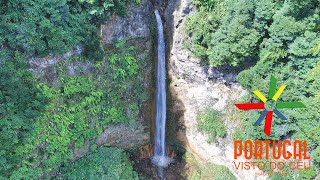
<box><xmin>197</xmin><ymin>109</ymin><xmax>226</xmax><ymax>142</ymax></box>
<box><xmin>61</xmin><ymin>147</ymin><xmax>139</xmax><ymax>179</ymax></box>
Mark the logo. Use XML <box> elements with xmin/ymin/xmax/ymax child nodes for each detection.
<box><xmin>235</xmin><ymin>76</ymin><xmax>305</xmax><ymax>136</ymax></box>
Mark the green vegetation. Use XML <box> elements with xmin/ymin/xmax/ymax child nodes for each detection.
<box><xmin>0</xmin><ymin>52</ymin><xmax>49</xmax><ymax>177</ymax></box>
<box><xmin>187</xmin><ymin>0</ymin><xmax>320</xmax><ymax>178</ymax></box>
<box><xmin>60</xmin><ymin>147</ymin><xmax>139</xmax><ymax>179</ymax></box>
<box><xmin>184</xmin><ymin>152</ymin><xmax>236</xmax><ymax>180</ymax></box>
<box><xmin>0</xmin><ymin>40</ymin><xmax>146</xmax><ymax>178</ymax></box>
<box><xmin>0</xmin><ymin>0</ymin><xmax>148</xmax><ymax>178</ymax></box>
<box><xmin>0</xmin><ymin>0</ymin><xmax>129</xmax><ymax>59</ymax></box>
<box><xmin>185</xmin><ymin>0</ymin><xmax>320</xmax><ymax>67</ymax></box>
<box><xmin>197</xmin><ymin>109</ymin><xmax>226</xmax><ymax>142</ymax></box>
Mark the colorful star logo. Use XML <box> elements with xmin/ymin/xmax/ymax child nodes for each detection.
<box><xmin>235</xmin><ymin>76</ymin><xmax>305</xmax><ymax>136</ymax></box>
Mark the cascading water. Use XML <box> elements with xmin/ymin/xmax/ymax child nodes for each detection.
<box><xmin>152</xmin><ymin>9</ymin><xmax>173</xmax><ymax>169</ymax></box>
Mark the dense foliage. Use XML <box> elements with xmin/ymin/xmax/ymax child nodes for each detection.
<box><xmin>186</xmin><ymin>0</ymin><xmax>320</xmax><ymax>67</ymax></box>
<box><xmin>0</xmin><ymin>52</ymin><xmax>49</xmax><ymax>176</ymax></box>
<box><xmin>0</xmin><ymin>0</ymin><xmax>128</xmax><ymax>58</ymax></box>
<box><xmin>187</xmin><ymin>0</ymin><xmax>320</xmax><ymax>179</ymax></box>
<box><xmin>61</xmin><ymin>147</ymin><xmax>139</xmax><ymax>179</ymax></box>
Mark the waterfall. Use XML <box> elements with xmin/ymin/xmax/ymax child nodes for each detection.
<box><xmin>152</xmin><ymin>9</ymin><xmax>173</xmax><ymax>168</ymax></box>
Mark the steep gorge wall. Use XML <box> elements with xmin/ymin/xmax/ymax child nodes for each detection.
<box><xmin>25</xmin><ymin>0</ymin><xmax>270</xmax><ymax>178</ymax></box>
<box><xmin>164</xmin><ymin>0</ymin><xmax>267</xmax><ymax>179</ymax></box>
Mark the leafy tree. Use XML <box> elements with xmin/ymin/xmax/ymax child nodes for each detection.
<box><xmin>0</xmin><ymin>52</ymin><xmax>49</xmax><ymax>176</ymax></box>
<box><xmin>192</xmin><ymin>0</ymin><xmax>217</xmax><ymax>10</ymax></box>
<box><xmin>186</xmin><ymin>0</ymin><xmax>262</xmax><ymax>66</ymax></box>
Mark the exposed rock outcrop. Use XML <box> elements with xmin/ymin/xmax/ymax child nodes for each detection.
<box><xmin>100</xmin><ymin>0</ymin><xmax>153</xmax><ymax>45</ymax></box>
<box><xmin>164</xmin><ymin>0</ymin><xmax>267</xmax><ymax>179</ymax></box>
<box><xmin>28</xmin><ymin>46</ymin><xmax>85</xmax><ymax>84</ymax></box>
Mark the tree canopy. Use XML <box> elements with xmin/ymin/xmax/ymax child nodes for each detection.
<box><xmin>0</xmin><ymin>0</ymin><xmax>128</xmax><ymax>58</ymax></box>
<box><xmin>187</xmin><ymin>0</ymin><xmax>320</xmax><ymax>179</ymax></box>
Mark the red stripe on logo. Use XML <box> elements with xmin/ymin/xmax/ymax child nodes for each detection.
<box><xmin>235</xmin><ymin>103</ymin><xmax>265</xmax><ymax>110</ymax></box>
<box><xmin>264</xmin><ymin>111</ymin><xmax>273</xmax><ymax>136</ymax></box>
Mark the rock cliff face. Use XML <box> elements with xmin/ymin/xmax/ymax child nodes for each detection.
<box><xmin>100</xmin><ymin>0</ymin><xmax>153</xmax><ymax>45</ymax></box>
<box><xmin>96</xmin><ymin>0</ymin><xmax>153</xmax><ymax>150</ymax></box>
<box><xmin>28</xmin><ymin>46</ymin><xmax>85</xmax><ymax>85</ymax></box>
<box><xmin>164</xmin><ymin>0</ymin><xmax>266</xmax><ymax>179</ymax></box>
